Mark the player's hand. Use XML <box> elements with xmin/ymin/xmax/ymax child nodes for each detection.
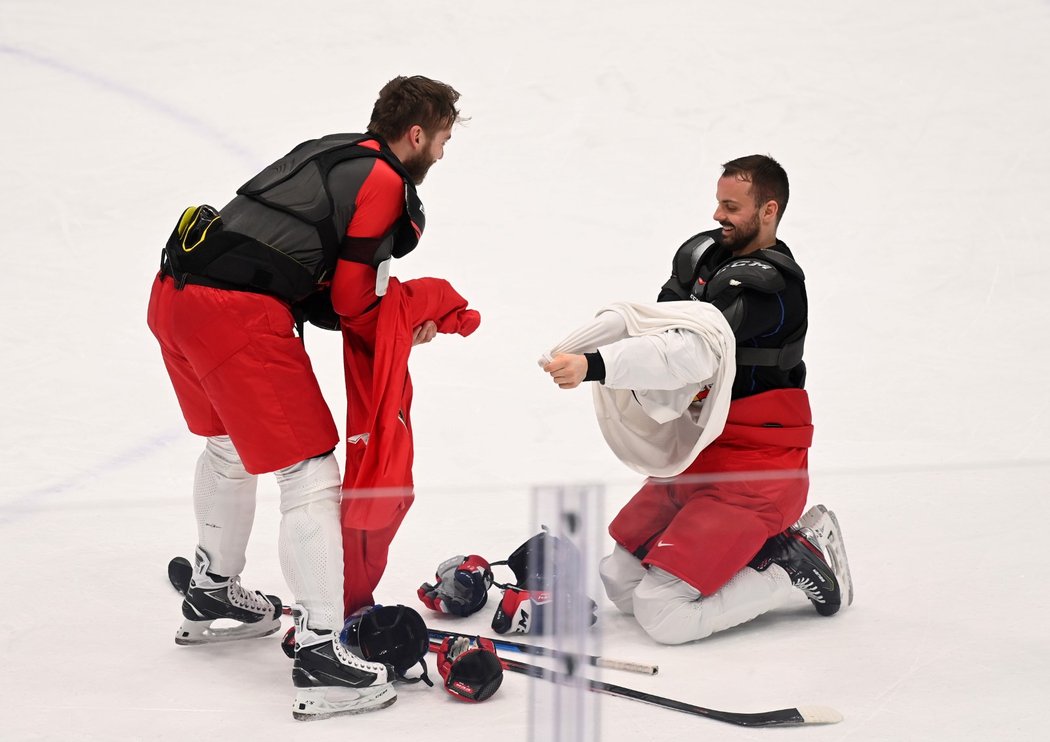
<box><xmin>543</xmin><ymin>353</ymin><xmax>587</xmax><ymax>389</ymax></box>
<box><xmin>412</xmin><ymin>320</ymin><xmax>438</xmax><ymax>346</ymax></box>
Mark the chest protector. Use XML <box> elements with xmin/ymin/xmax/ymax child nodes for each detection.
<box><xmin>670</xmin><ymin>234</ymin><xmax>808</xmax><ymax>370</ymax></box>
<box><xmin>161</xmin><ymin>133</ymin><xmax>424</xmax><ymax>303</ymax></box>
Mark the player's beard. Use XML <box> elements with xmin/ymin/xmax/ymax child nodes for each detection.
<box><xmin>720</xmin><ymin>209</ymin><xmax>761</xmax><ymax>252</ymax></box>
<box><xmin>402</xmin><ymin>147</ymin><xmax>438</xmax><ymax>185</ymax></box>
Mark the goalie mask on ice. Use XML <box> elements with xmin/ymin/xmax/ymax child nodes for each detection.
<box><xmin>490</xmin><ymin>528</ymin><xmax>598</xmax><ymax>635</ymax></box>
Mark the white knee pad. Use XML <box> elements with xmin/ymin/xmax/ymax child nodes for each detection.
<box><xmin>274</xmin><ymin>451</ymin><xmax>342</xmax><ymax>512</ymax></box>
<box><xmin>633</xmin><ymin>565</ymin><xmax>797</xmax><ymax>645</ymax></box>
<box><xmin>599</xmin><ymin>545</ymin><xmax>647</xmax><ymax>615</ymax></box>
<box><xmin>193</xmin><ymin>436</ymin><xmax>258</xmax><ymax>577</ymax></box>
<box><xmin>276</xmin><ymin>453</ymin><xmax>344</xmax><ymax>632</ymax></box>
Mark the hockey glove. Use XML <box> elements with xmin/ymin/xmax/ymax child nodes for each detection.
<box><xmin>491</xmin><ymin>585</ymin><xmax>551</xmax><ymax>634</ymax></box>
<box><xmin>418</xmin><ymin>555</ymin><xmax>494</xmax><ymax>617</ymax></box>
<box><xmin>436</xmin><ymin>635</ymin><xmax>504</xmax><ymax>702</ymax></box>
<box><xmin>491</xmin><ymin>585</ymin><xmax>598</xmax><ymax>635</ymax></box>
<box><xmin>281</xmin><ymin>625</ymin><xmax>296</xmax><ymax>659</ymax></box>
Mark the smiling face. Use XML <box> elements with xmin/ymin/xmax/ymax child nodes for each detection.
<box><xmin>402</xmin><ymin>125</ymin><xmax>453</xmax><ymax>185</ymax></box>
<box><xmin>712</xmin><ymin>174</ymin><xmax>778</xmax><ymax>254</ymax></box>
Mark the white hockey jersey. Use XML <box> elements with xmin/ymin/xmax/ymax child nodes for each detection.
<box><xmin>542</xmin><ymin>301</ymin><xmax>735</xmax><ymax>477</ymax></box>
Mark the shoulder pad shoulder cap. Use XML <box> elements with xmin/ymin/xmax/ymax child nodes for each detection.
<box><xmin>755</xmin><ymin>248</ymin><xmax>805</xmax><ymax>281</ymax></box>
<box><xmin>706</xmin><ymin>256</ymin><xmax>786</xmax><ymax>298</ymax></box>
<box><xmin>671</xmin><ymin>232</ymin><xmax>718</xmax><ymax>288</ymax></box>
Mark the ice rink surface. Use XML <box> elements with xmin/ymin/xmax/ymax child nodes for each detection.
<box><xmin>2</xmin><ymin>1</ymin><xmax>1049</xmax><ymax>739</ymax></box>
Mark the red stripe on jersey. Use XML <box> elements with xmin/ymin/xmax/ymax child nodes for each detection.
<box><xmin>347</xmin><ymin>139</ymin><xmax>404</xmax><ymax>239</ymax></box>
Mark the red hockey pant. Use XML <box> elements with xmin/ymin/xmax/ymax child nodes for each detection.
<box><xmin>608</xmin><ymin>388</ymin><xmax>813</xmax><ymax>596</ymax></box>
<box><xmin>147</xmin><ymin>274</ymin><xmax>338</xmax><ymax>474</ymax></box>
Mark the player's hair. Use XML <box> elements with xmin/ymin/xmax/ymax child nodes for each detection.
<box><xmin>368</xmin><ymin>75</ymin><xmax>461</xmax><ymax>141</ymax></box>
<box><xmin>721</xmin><ymin>155</ymin><xmax>790</xmax><ymax>223</ymax></box>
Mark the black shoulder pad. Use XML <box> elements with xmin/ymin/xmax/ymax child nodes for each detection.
<box><xmin>754</xmin><ymin>248</ymin><xmax>805</xmax><ymax>281</ymax></box>
<box><xmin>673</xmin><ymin>233</ymin><xmax>717</xmax><ymax>286</ymax></box>
<box><xmin>706</xmin><ymin>256</ymin><xmax>786</xmax><ymax>299</ymax></box>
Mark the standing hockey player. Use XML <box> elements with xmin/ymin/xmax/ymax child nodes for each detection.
<box><xmin>148</xmin><ymin>75</ymin><xmax>476</xmax><ymax>719</ymax></box>
<box><xmin>542</xmin><ymin>155</ymin><xmax>852</xmax><ymax>644</ymax></box>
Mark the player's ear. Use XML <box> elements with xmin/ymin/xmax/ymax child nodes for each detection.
<box><xmin>762</xmin><ymin>199</ymin><xmax>779</xmax><ymax>223</ymax></box>
<box><xmin>408</xmin><ymin>124</ymin><xmax>424</xmax><ymax>148</ymax></box>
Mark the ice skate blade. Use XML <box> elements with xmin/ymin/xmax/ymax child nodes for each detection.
<box><xmin>175</xmin><ymin>616</ymin><xmax>282</xmax><ymax>645</ymax></box>
<box><xmin>822</xmin><ymin>509</ymin><xmax>854</xmax><ymax>607</ymax></box>
<box><xmin>292</xmin><ymin>684</ymin><xmax>397</xmax><ymax>720</ymax></box>
<box><xmin>796</xmin><ymin>504</ymin><xmax>854</xmax><ymax>609</ymax></box>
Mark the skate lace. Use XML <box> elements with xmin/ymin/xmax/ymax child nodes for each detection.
<box><xmin>227</xmin><ymin>576</ymin><xmax>272</xmax><ymax>614</ymax></box>
<box><xmin>793</xmin><ymin>576</ymin><xmax>826</xmax><ymax>604</ymax></box>
<box><xmin>332</xmin><ymin>636</ymin><xmax>387</xmax><ymax>674</ymax></box>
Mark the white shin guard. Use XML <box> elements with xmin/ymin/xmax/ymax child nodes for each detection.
<box><xmin>276</xmin><ymin>452</ymin><xmax>345</xmax><ymax>632</ymax></box>
<box><xmin>193</xmin><ymin>436</ymin><xmax>258</xmax><ymax>577</ymax></box>
<box><xmin>632</xmin><ymin>565</ymin><xmax>796</xmax><ymax>645</ymax></box>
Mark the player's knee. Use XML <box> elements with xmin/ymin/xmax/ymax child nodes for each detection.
<box><xmin>201</xmin><ymin>435</ymin><xmax>252</xmax><ymax>479</ymax></box>
<box><xmin>632</xmin><ymin>568</ymin><xmax>710</xmax><ymax>645</ymax></box>
<box><xmin>599</xmin><ymin>545</ymin><xmax>645</xmax><ymax>615</ymax></box>
<box><xmin>275</xmin><ymin>452</ymin><xmax>341</xmax><ymax>512</ymax></box>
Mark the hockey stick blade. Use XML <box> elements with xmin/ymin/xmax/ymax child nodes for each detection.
<box><xmin>497</xmin><ymin>655</ymin><xmax>840</xmax><ymax>727</ymax></box>
<box><xmin>430</xmin><ymin>641</ymin><xmax>841</xmax><ymax>728</ymax></box>
<box><xmin>168</xmin><ymin>556</ymin><xmax>192</xmax><ymax>594</ymax></box>
<box><xmin>428</xmin><ymin>628</ymin><xmax>657</xmax><ymax>676</ymax></box>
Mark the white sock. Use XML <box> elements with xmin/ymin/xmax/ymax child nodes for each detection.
<box><xmin>193</xmin><ymin>436</ymin><xmax>258</xmax><ymax>577</ymax></box>
<box><xmin>276</xmin><ymin>453</ymin><xmax>344</xmax><ymax>632</ymax></box>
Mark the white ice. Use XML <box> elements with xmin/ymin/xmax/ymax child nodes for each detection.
<box><xmin>2</xmin><ymin>1</ymin><xmax>1049</xmax><ymax>740</ymax></box>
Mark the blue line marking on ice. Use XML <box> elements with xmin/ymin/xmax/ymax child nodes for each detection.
<box><xmin>0</xmin><ymin>43</ymin><xmax>260</xmax><ymax>166</ymax></box>
<box><xmin>0</xmin><ymin>429</ymin><xmax>186</xmax><ymax>525</ymax></box>
<box><xmin>0</xmin><ymin>44</ymin><xmax>259</xmax><ymax>524</ymax></box>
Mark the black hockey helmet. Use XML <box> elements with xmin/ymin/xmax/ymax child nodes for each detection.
<box><xmin>342</xmin><ymin>605</ymin><xmax>434</xmax><ymax>686</ymax></box>
<box><xmin>492</xmin><ymin>525</ymin><xmax>584</xmax><ymax>590</ymax></box>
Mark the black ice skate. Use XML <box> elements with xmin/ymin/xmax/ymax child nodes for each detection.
<box><xmin>749</xmin><ymin>505</ymin><xmax>851</xmax><ymax>616</ymax></box>
<box><xmin>175</xmin><ymin>546</ymin><xmax>283</xmax><ymax>645</ymax></box>
<box><xmin>795</xmin><ymin>503</ymin><xmax>854</xmax><ymax>610</ymax></box>
<box><xmin>291</xmin><ymin>605</ymin><xmax>397</xmax><ymax>720</ymax></box>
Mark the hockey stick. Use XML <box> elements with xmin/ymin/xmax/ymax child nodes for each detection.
<box><xmin>168</xmin><ymin>555</ymin><xmax>192</xmax><ymax>592</ymax></box>
<box><xmin>168</xmin><ymin>557</ymin><xmax>839</xmax><ymax>726</ymax></box>
<box><xmin>428</xmin><ymin>627</ymin><xmax>657</xmax><ymax>675</ymax></box>
<box><xmin>170</xmin><ymin>556</ymin><xmax>653</xmax><ymax>675</ymax></box>
<box><xmin>168</xmin><ymin>555</ymin><xmax>192</xmax><ymax>593</ymax></box>
<box><xmin>427</xmin><ymin>640</ymin><xmax>841</xmax><ymax>728</ymax></box>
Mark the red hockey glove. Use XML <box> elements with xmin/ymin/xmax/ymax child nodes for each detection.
<box><xmin>490</xmin><ymin>584</ymin><xmax>598</xmax><ymax>635</ymax></box>
<box><xmin>490</xmin><ymin>585</ymin><xmax>553</xmax><ymax>634</ymax></box>
<box><xmin>418</xmin><ymin>555</ymin><xmax>494</xmax><ymax>617</ymax></box>
<box><xmin>436</xmin><ymin>635</ymin><xmax>504</xmax><ymax>702</ymax></box>
<box><xmin>281</xmin><ymin>625</ymin><xmax>296</xmax><ymax>658</ymax></box>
